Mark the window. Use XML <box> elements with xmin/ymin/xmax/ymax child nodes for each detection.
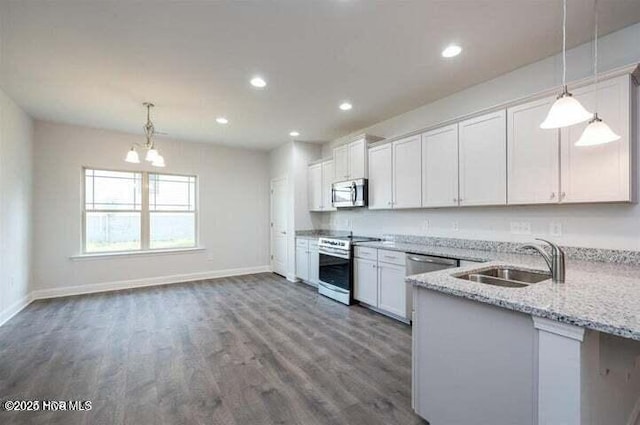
<box><xmin>84</xmin><ymin>168</ymin><xmax>197</xmax><ymax>253</ymax></box>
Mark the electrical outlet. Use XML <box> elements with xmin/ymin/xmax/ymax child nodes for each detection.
<box><xmin>422</xmin><ymin>220</ymin><xmax>430</xmax><ymax>233</ymax></box>
<box><xmin>452</xmin><ymin>221</ymin><xmax>459</xmax><ymax>231</ymax></box>
<box><xmin>550</xmin><ymin>222</ymin><xmax>563</xmax><ymax>237</ymax></box>
<box><xmin>510</xmin><ymin>221</ymin><xmax>531</xmax><ymax>235</ymax></box>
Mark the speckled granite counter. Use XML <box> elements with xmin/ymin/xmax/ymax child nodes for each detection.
<box><xmin>364</xmin><ymin>238</ymin><xmax>640</xmax><ymax>341</ymax></box>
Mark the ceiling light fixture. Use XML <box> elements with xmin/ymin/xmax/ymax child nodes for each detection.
<box><xmin>339</xmin><ymin>102</ymin><xmax>353</xmax><ymax>111</ymax></box>
<box><xmin>540</xmin><ymin>0</ymin><xmax>592</xmax><ymax>129</ymax></box>
<box><xmin>250</xmin><ymin>76</ymin><xmax>267</xmax><ymax>88</ymax></box>
<box><xmin>216</xmin><ymin>117</ymin><xmax>229</xmax><ymax>124</ymax></box>
<box><xmin>575</xmin><ymin>0</ymin><xmax>620</xmax><ymax>146</ymax></box>
<box><xmin>289</xmin><ymin>131</ymin><xmax>300</xmax><ymax>137</ymax></box>
<box><xmin>124</xmin><ymin>102</ymin><xmax>166</xmax><ymax>167</ymax></box>
<box><xmin>441</xmin><ymin>44</ymin><xmax>462</xmax><ymax>58</ymax></box>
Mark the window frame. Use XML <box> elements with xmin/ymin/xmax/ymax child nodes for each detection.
<box><xmin>82</xmin><ymin>167</ymin><xmax>199</xmax><ymax>254</ymax></box>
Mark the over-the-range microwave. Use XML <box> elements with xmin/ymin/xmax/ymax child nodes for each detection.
<box><xmin>331</xmin><ymin>179</ymin><xmax>368</xmax><ymax>208</ymax></box>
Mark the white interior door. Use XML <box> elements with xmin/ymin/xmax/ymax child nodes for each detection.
<box><xmin>270</xmin><ymin>177</ymin><xmax>288</xmax><ymax>277</ymax></box>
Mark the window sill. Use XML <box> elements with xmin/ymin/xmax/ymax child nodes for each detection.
<box><xmin>70</xmin><ymin>247</ymin><xmax>206</xmax><ymax>261</ymax></box>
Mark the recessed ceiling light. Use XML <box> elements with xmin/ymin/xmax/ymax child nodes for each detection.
<box><xmin>216</xmin><ymin>117</ymin><xmax>229</xmax><ymax>124</ymax></box>
<box><xmin>289</xmin><ymin>131</ymin><xmax>300</xmax><ymax>137</ymax></box>
<box><xmin>339</xmin><ymin>102</ymin><xmax>353</xmax><ymax>111</ymax></box>
<box><xmin>441</xmin><ymin>44</ymin><xmax>462</xmax><ymax>58</ymax></box>
<box><xmin>250</xmin><ymin>76</ymin><xmax>267</xmax><ymax>88</ymax></box>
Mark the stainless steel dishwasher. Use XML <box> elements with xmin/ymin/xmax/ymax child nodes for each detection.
<box><xmin>406</xmin><ymin>254</ymin><xmax>459</xmax><ymax>322</ymax></box>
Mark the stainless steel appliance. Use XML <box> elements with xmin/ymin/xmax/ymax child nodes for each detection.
<box><xmin>331</xmin><ymin>179</ymin><xmax>368</xmax><ymax>208</ymax></box>
<box><xmin>406</xmin><ymin>253</ymin><xmax>459</xmax><ymax>320</ymax></box>
<box><xmin>318</xmin><ymin>236</ymin><xmax>379</xmax><ymax>304</ymax></box>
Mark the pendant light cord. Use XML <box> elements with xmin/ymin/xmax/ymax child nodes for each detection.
<box><xmin>562</xmin><ymin>0</ymin><xmax>567</xmax><ymax>87</ymax></box>
<box><xmin>593</xmin><ymin>0</ymin><xmax>599</xmax><ymax>112</ymax></box>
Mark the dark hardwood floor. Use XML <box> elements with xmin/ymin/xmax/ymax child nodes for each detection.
<box><xmin>0</xmin><ymin>273</ymin><xmax>425</xmax><ymax>425</ymax></box>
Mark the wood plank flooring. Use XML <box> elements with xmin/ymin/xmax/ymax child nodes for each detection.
<box><xmin>0</xmin><ymin>273</ymin><xmax>425</xmax><ymax>425</ymax></box>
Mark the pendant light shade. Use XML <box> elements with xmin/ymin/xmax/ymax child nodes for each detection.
<box><xmin>540</xmin><ymin>87</ymin><xmax>592</xmax><ymax>129</ymax></box>
<box><xmin>145</xmin><ymin>147</ymin><xmax>159</xmax><ymax>162</ymax></box>
<box><xmin>575</xmin><ymin>113</ymin><xmax>620</xmax><ymax>146</ymax></box>
<box><xmin>125</xmin><ymin>147</ymin><xmax>140</xmax><ymax>164</ymax></box>
<box><xmin>540</xmin><ymin>0</ymin><xmax>591</xmax><ymax>129</ymax></box>
<box><xmin>575</xmin><ymin>0</ymin><xmax>619</xmax><ymax>147</ymax></box>
<box><xmin>152</xmin><ymin>154</ymin><xmax>166</xmax><ymax>167</ymax></box>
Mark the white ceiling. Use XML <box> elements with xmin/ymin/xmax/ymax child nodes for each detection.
<box><xmin>1</xmin><ymin>0</ymin><xmax>640</xmax><ymax>150</ymax></box>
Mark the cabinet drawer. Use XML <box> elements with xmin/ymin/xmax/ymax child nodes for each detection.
<box><xmin>378</xmin><ymin>249</ymin><xmax>405</xmax><ymax>266</ymax></box>
<box><xmin>296</xmin><ymin>238</ymin><xmax>309</xmax><ymax>249</ymax></box>
<box><xmin>355</xmin><ymin>246</ymin><xmax>377</xmax><ymax>260</ymax></box>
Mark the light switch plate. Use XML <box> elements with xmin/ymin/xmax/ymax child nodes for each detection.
<box><xmin>422</xmin><ymin>219</ymin><xmax>430</xmax><ymax>233</ymax></box>
<box><xmin>452</xmin><ymin>221</ymin><xmax>459</xmax><ymax>231</ymax></box>
<box><xmin>510</xmin><ymin>221</ymin><xmax>531</xmax><ymax>235</ymax></box>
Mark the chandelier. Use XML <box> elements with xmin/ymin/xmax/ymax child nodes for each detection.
<box><xmin>125</xmin><ymin>102</ymin><xmax>165</xmax><ymax>167</ymax></box>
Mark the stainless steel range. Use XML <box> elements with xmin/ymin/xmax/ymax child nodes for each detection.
<box><xmin>317</xmin><ymin>236</ymin><xmax>380</xmax><ymax>305</ymax></box>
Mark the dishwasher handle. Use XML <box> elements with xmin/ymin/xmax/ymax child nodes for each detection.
<box><xmin>406</xmin><ymin>255</ymin><xmax>458</xmax><ymax>266</ymax></box>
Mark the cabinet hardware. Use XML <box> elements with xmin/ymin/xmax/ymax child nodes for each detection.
<box><xmin>550</xmin><ymin>192</ymin><xmax>556</xmax><ymax>199</ymax></box>
<box><xmin>560</xmin><ymin>192</ymin><xmax>566</xmax><ymax>200</ymax></box>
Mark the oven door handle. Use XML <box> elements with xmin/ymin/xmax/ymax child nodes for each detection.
<box><xmin>318</xmin><ymin>281</ymin><xmax>349</xmax><ymax>294</ymax></box>
<box><xmin>319</xmin><ymin>247</ymin><xmax>350</xmax><ymax>259</ymax></box>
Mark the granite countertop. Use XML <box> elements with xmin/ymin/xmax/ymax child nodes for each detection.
<box><xmin>368</xmin><ymin>239</ymin><xmax>640</xmax><ymax>341</ymax></box>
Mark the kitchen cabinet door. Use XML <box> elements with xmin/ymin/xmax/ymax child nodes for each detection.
<box><xmin>349</xmin><ymin>138</ymin><xmax>367</xmax><ymax>179</ymax></box>
<box><xmin>393</xmin><ymin>135</ymin><xmax>422</xmax><ymax>208</ymax></box>
<box><xmin>308</xmin><ymin>240</ymin><xmax>319</xmax><ymax>285</ymax></box>
<box><xmin>354</xmin><ymin>257</ymin><xmax>378</xmax><ymax>306</ymax></box>
<box><xmin>422</xmin><ymin>124</ymin><xmax>459</xmax><ymax>207</ymax></box>
<box><xmin>321</xmin><ymin>160</ymin><xmax>336</xmax><ymax>211</ymax></box>
<box><xmin>378</xmin><ymin>263</ymin><xmax>407</xmax><ymax>319</ymax></box>
<box><xmin>368</xmin><ymin>144</ymin><xmax>393</xmax><ymax>209</ymax></box>
<box><xmin>459</xmin><ymin>110</ymin><xmax>507</xmax><ymax>206</ymax></box>
<box><xmin>560</xmin><ymin>74</ymin><xmax>633</xmax><ymax>203</ymax></box>
<box><xmin>295</xmin><ymin>245</ymin><xmax>309</xmax><ymax>282</ymax></box>
<box><xmin>308</xmin><ymin>163</ymin><xmax>323</xmax><ymax>211</ymax></box>
<box><xmin>333</xmin><ymin>145</ymin><xmax>349</xmax><ymax>181</ymax></box>
<box><xmin>507</xmin><ymin>96</ymin><xmax>560</xmax><ymax>205</ymax></box>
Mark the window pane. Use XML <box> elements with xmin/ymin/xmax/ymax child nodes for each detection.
<box><xmin>85</xmin><ymin>169</ymin><xmax>142</xmax><ymax>211</ymax></box>
<box><xmin>150</xmin><ymin>212</ymin><xmax>195</xmax><ymax>249</ymax></box>
<box><xmin>86</xmin><ymin>212</ymin><xmax>141</xmax><ymax>252</ymax></box>
<box><xmin>149</xmin><ymin>174</ymin><xmax>196</xmax><ymax>211</ymax></box>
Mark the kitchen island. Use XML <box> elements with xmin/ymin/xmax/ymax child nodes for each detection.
<box><xmin>407</xmin><ymin>255</ymin><xmax>640</xmax><ymax>425</ymax></box>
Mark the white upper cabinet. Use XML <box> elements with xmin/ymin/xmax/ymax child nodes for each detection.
<box><xmin>507</xmin><ymin>97</ymin><xmax>560</xmax><ymax>205</ymax></box>
<box><xmin>321</xmin><ymin>160</ymin><xmax>336</xmax><ymax>211</ymax></box>
<box><xmin>333</xmin><ymin>138</ymin><xmax>368</xmax><ymax>181</ymax></box>
<box><xmin>560</xmin><ymin>74</ymin><xmax>633</xmax><ymax>203</ymax></box>
<box><xmin>307</xmin><ymin>163</ymin><xmax>323</xmax><ymax>211</ymax></box>
<box><xmin>349</xmin><ymin>138</ymin><xmax>367</xmax><ymax>179</ymax></box>
<box><xmin>458</xmin><ymin>110</ymin><xmax>507</xmax><ymax>206</ymax></box>
<box><xmin>393</xmin><ymin>135</ymin><xmax>422</xmax><ymax>208</ymax></box>
<box><xmin>422</xmin><ymin>124</ymin><xmax>459</xmax><ymax>207</ymax></box>
<box><xmin>368</xmin><ymin>144</ymin><xmax>393</xmax><ymax>209</ymax></box>
<box><xmin>333</xmin><ymin>144</ymin><xmax>349</xmax><ymax>180</ymax></box>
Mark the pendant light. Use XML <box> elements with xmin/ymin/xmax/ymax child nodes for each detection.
<box><xmin>540</xmin><ymin>0</ymin><xmax>592</xmax><ymax>129</ymax></box>
<box><xmin>575</xmin><ymin>0</ymin><xmax>620</xmax><ymax>146</ymax></box>
<box><xmin>124</xmin><ymin>102</ymin><xmax>167</xmax><ymax>167</ymax></box>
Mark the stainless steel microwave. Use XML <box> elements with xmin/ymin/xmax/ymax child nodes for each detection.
<box><xmin>331</xmin><ymin>179</ymin><xmax>368</xmax><ymax>208</ymax></box>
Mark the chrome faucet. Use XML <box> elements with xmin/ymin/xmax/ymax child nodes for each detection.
<box><xmin>521</xmin><ymin>238</ymin><xmax>565</xmax><ymax>283</ymax></box>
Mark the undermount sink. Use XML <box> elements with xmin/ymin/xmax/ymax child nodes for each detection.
<box><xmin>457</xmin><ymin>267</ymin><xmax>551</xmax><ymax>288</ymax></box>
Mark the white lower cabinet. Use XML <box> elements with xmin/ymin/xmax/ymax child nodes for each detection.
<box><xmin>378</xmin><ymin>262</ymin><xmax>407</xmax><ymax>318</ymax></box>
<box><xmin>354</xmin><ymin>248</ymin><xmax>408</xmax><ymax>322</ymax></box>
<box><xmin>354</xmin><ymin>257</ymin><xmax>378</xmax><ymax>306</ymax></box>
<box><xmin>296</xmin><ymin>238</ymin><xmax>319</xmax><ymax>285</ymax></box>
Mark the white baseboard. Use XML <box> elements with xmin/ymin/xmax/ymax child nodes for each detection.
<box><xmin>0</xmin><ymin>293</ymin><xmax>33</xmax><ymax>328</ymax></box>
<box><xmin>30</xmin><ymin>265</ymin><xmax>272</xmax><ymax>301</ymax></box>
